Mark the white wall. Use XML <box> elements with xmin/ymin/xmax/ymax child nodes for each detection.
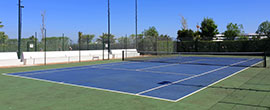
<box><xmin>0</xmin><ymin>52</ymin><xmax>23</xmax><ymax>67</ymax></box>
<box><xmin>22</xmin><ymin>49</ymin><xmax>140</xmax><ymax>65</ymax></box>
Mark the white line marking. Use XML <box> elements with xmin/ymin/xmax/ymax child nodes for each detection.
<box><xmin>136</xmin><ymin>64</ymin><xmax>179</xmax><ymax>71</ymax></box>
<box><xmin>136</xmin><ymin>58</ymin><xmax>255</xmax><ymax>95</ymax></box>
<box><xmin>2</xmin><ymin>73</ymin><xmax>176</xmax><ymax>102</ymax></box>
<box><xmin>18</xmin><ymin>62</ymin><xmax>135</xmax><ymax>76</ymax></box>
<box><xmin>91</xmin><ymin>66</ymin><xmax>194</xmax><ymax>76</ymax></box>
<box><xmin>174</xmin><ymin>60</ymin><xmax>263</xmax><ymax>102</ymax></box>
<box><xmin>136</xmin><ymin>59</ymin><xmax>206</xmax><ymax>71</ymax></box>
<box><xmin>92</xmin><ymin>62</ymin><xmax>139</xmax><ymax>68</ymax></box>
<box><xmin>141</xmin><ymin>70</ymin><xmax>194</xmax><ymax>76</ymax></box>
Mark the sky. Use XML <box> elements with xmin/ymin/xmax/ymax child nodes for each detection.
<box><xmin>0</xmin><ymin>0</ymin><xmax>269</xmax><ymax>42</ymax></box>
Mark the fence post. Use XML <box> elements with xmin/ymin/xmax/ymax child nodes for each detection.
<box><xmin>155</xmin><ymin>36</ymin><xmax>158</xmax><ymax>54</ymax></box>
<box><xmin>44</xmin><ymin>29</ymin><xmax>47</xmax><ymax>65</ymax></box>
<box><xmin>195</xmin><ymin>40</ymin><xmax>198</xmax><ymax>52</ymax></box>
<box><xmin>35</xmin><ymin>32</ymin><xmax>37</xmax><ymax>51</ymax></box>
<box><xmin>78</xmin><ymin>32</ymin><xmax>82</xmax><ymax>62</ymax></box>
<box><xmin>264</xmin><ymin>51</ymin><xmax>267</xmax><ymax>68</ymax></box>
<box><xmin>102</xmin><ymin>38</ymin><xmax>105</xmax><ymax>60</ymax></box>
<box><xmin>122</xmin><ymin>50</ymin><xmax>125</xmax><ymax>61</ymax></box>
<box><xmin>62</xmin><ymin>33</ymin><xmax>65</xmax><ymax>51</ymax></box>
<box><xmin>167</xmin><ymin>37</ymin><xmax>169</xmax><ymax>53</ymax></box>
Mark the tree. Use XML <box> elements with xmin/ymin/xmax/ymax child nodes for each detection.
<box><xmin>130</xmin><ymin>34</ymin><xmax>143</xmax><ymax>40</ymax></box>
<box><xmin>96</xmin><ymin>33</ymin><xmax>116</xmax><ymax>44</ymax></box>
<box><xmin>143</xmin><ymin>26</ymin><xmax>159</xmax><ymax>38</ymax></box>
<box><xmin>117</xmin><ymin>36</ymin><xmax>131</xmax><ymax>48</ymax></box>
<box><xmin>180</xmin><ymin>15</ymin><xmax>188</xmax><ymax>30</ymax></box>
<box><xmin>0</xmin><ymin>32</ymin><xmax>9</xmax><ymax>51</ymax></box>
<box><xmin>80</xmin><ymin>34</ymin><xmax>95</xmax><ymax>45</ymax></box>
<box><xmin>28</xmin><ymin>35</ymin><xmax>38</xmax><ymax>41</ymax></box>
<box><xmin>194</xmin><ymin>31</ymin><xmax>201</xmax><ymax>41</ymax></box>
<box><xmin>0</xmin><ymin>21</ymin><xmax>7</xmax><ymax>48</ymax></box>
<box><xmin>0</xmin><ymin>21</ymin><xmax>3</xmax><ymax>28</ymax></box>
<box><xmin>256</xmin><ymin>20</ymin><xmax>270</xmax><ymax>39</ymax></box>
<box><xmin>0</xmin><ymin>32</ymin><xmax>8</xmax><ymax>44</ymax></box>
<box><xmin>41</xmin><ymin>36</ymin><xmax>71</xmax><ymax>51</ymax></box>
<box><xmin>142</xmin><ymin>27</ymin><xmax>159</xmax><ymax>51</ymax></box>
<box><xmin>177</xmin><ymin>29</ymin><xmax>194</xmax><ymax>41</ymax></box>
<box><xmin>238</xmin><ymin>35</ymin><xmax>249</xmax><ymax>41</ymax></box>
<box><xmin>200</xmin><ymin>18</ymin><xmax>219</xmax><ymax>40</ymax></box>
<box><xmin>224</xmin><ymin>23</ymin><xmax>244</xmax><ymax>40</ymax></box>
<box><xmin>158</xmin><ymin>34</ymin><xmax>173</xmax><ymax>52</ymax></box>
<box><xmin>159</xmin><ymin>34</ymin><xmax>172</xmax><ymax>41</ymax></box>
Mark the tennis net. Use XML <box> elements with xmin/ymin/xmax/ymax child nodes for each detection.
<box><xmin>122</xmin><ymin>51</ymin><xmax>267</xmax><ymax>68</ymax></box>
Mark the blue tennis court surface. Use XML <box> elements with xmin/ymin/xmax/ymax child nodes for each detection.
<box><xmin>4</xmin><ymin>57</ymin><xmax>263</xmax><ymax>102</ymax></box>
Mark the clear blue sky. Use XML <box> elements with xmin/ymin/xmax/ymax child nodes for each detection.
<box><xmin>0</xmin><ymin>0</ymin><xmax>269</xmax><ymax>41</ymax></box>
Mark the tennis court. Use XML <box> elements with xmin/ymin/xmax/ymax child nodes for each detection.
<box><xmin>3</xmin><ymin>52</ymin><xmax>265</xmax><ymax>102</ymax></box>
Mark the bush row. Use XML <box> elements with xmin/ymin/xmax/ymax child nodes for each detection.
<box><xmin>177</xmin><ymin>39</ymin><xmax>270</xmax><ymax>55</ymax></box>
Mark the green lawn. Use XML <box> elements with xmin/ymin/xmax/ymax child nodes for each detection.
<box><xmin>0</xmin><ymin>59</ymin><xmax>269</xmax><ymax>110</ymax></box>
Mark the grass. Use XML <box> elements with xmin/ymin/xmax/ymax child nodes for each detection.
<box><xmin>0</xmin><ymin>59</ymin><xmax>269</xmax><ymax>110</ymax></box>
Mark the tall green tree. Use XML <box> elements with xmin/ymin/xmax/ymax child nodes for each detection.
<box><xmin>80</xmin><ymin>34</ymin><xmax>95</xmax><ymax>45</ymax></box>
<box><xmin>117</xmin><ymin>36</ymin><xmax>131</xmax><ymax>48</ymax></box>
<box><xmin>143</xmin><ymin>26</ymin><xmax>159</xmax><ymax>38</ymax></box>
<box><xmin>194</xmin><ymin>31</ymin><xmax>201</xmax><ymax>41</ymax></box>
<box><xmin>177</xmin><ymin>29</ymin><xmax>194</xmax><ymax>41</ymax></box>
<box><xmin>96</xmin><ymin>33</ymin><xmax>116</xmax><ymax>44</ymax></box>
<box><xmin>180</xmin><ymin>15</ymin><xmax>188</xmax><ymax>30</ymax></box>
<box><xmin>41</xmin><ymin>36</ymin><xmax>71</xmax><ymax>51</ymax></box>
<box><xmin>0</xmin><ymin>21</ymin><xmax>3</xmax><ymax>28</ymax></box>
<box><xmin>0</xmin><ymin>32</ymin><xmax>9</xmax><ymax>51</ymax></box>
<box><xmin>130</xmin><ymin>34</ymin><xmax>144</xmax><ymax>40</ymax></box>
<box><xmin>238</xmin><ymin>35</ymin><xmax>249</xmax><ymax>41</ymax></box>
<box><xmin>177</xmin><ymin>15</ymin><xmax>195</xmax><ymax>41</ymax></box>
<box><xmin>0</xmin><ymin>21</ymin><xmax>7</xmax><ymax>45</ymax></box>
<box><xmin>0</xmin><ymin>21</ymin><xmax>10</xmax><ymax>51</ymax></box>
<box><xmin>28</xmin><ymin>35</ymin><xmax>38</xmax><ymax>41</ymax></box>
<box><xmin>200</xmin><ymin>18</ymin><xmax>219</xmax><ymax>40</ymax></box>
<box><xmin>0</xmin><ymin>32</ymin><xmax>8</xmax><ymax>44</ymax></box>
<box><xmin>159</xmin><ymin>34</ymin><xmax>172</xmax><ymax>41</ymax></box>
<box><xmin>256</xmin><ymin>20</ymin><xmax>270</xmax><ymax>39</ymax></box>
<box><xmin>142</xmin><ymin>27</ymin><xmax>159</xmax><ymax>51</ymax></box>
<box><xmin>78</xmin><ymin>32</ymin><xmax>83</xmax><ymax>43</ymax></box>
<box><xmin>224</xmin><ymin>23</ymin><xmax>244</xmax><ymax>40</ymax></box>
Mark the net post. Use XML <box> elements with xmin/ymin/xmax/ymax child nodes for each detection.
<box><xmin>35</xmin><ymin>32</ymin><xmax>38</xmax><ymax>51</ymax></box>
<box><xmin>78</xmin><ymin>32</ymin><xmax>82</xmax><ymax>62</ymax></box>
<box><xmin>122</xmin><ymin>50</ymin><xmax>125</xmax><ymax>61</ymax></box>
<box><xmin>264</xmin><ymin>51</ymin><xmax>267</xmax><ymax>68</ymax></box>
<box><xmin>44</xmin><ymin>29</ymin><xmax>47</xmax><ymax>65</ymax></box>
<box><xmin>62</xmin><ymin>33</ymin><xmax>65</xmax><ymax>51</ymax></box>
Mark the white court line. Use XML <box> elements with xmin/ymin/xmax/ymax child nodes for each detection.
<box><xmin>136</xmin><ymin>59</ymin><xmax>206</xmax><ymax>71</ymax></box>
<box><xmin>136</xmin><ymin>63</ymin><xmax>179</xmax><ymax>71</ymax></box>
<box><xmin>136</xmin><ymin>58</ymin><xmax>255</xmax><ymax>95</ymax></box>
<box><xmin>174</xmin><ymin>60</ymin><xmax>263</xmax><ymax>102</ymax></box>
<box><xmin>18</xmin><ymin>62</ymin><xmax>136</xmax><ymax>76</ymax></box>
<box><xmin>2</xmin><ymin>73</ymin><xmax>176</xmax><ymax>102</ymax></box>
<box><xmin>90</xmin><ymin>66</ymin><xmax>194</xmax><ymax>76</ymax></box>
<box><xmin>141</xmin><ymin>70</ymin><xmax>194</xmax><ymax>76</ymax></box>
<box><xmin>92</xmin><ymin>61</ymin><xmax>139</xmax><ymax>68</ymax></box>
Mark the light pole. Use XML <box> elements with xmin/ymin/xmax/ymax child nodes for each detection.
<box><xmin>44</xmin><ymin>29</ymin><xmax>47</xmax><ymax>65</ymax></box>
<box><xmin>35</xmin><ymin>32</ymin><xmax>37</xmax><ymax>51</ymax></box>
<box><xmin>62</xmin><ymin>33</ymin><xmax>65</xmax><ymax>51</ymax></box>
<box><xmin>108</xmin><ymin>0</ymin><xmax>111</xmax><ymax>60</ymax></box>
<box><xmin>18</xmin><ymin>0</ymin><xmax>24</xmax><ymax>59</ymax></box>
<box><xmin>78</xmin><ymin>32</ymin><xmax>82</xmax><ymax>62</ymax></box>
<box><xmin>135</xmin><ymin>0</ymin><xmax>138</xmax><ymax>50</ymax></box>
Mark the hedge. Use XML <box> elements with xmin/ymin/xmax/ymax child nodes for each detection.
<box><xmin>177</xmin><ymin>39</ymin><xmax>270</xmax><ymax>54</ymax></box>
